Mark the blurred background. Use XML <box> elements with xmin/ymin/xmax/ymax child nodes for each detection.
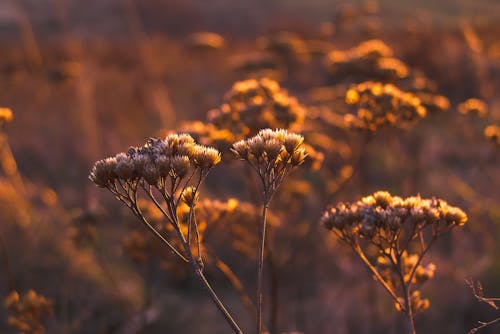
<box><xmin>0</xmin><ymin>0</ymin><xmax>499</xmax><ymax>333</ymax></box>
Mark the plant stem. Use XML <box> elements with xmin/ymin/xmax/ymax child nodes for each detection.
<box><xmin>402</xmin><ymin>283</ymin><xmax>416</xmax><ymax>334</ymax></box>
<box><xmin>174</xmin><ymin>222</ymin><xmax>244</xmax><ymax>334</ymax></box>
<box><xmin>257</xmin><ymin>203</ymin><xmax>269</xmax><ymax>334</ymax></box>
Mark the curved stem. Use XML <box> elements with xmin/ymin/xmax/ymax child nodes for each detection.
<box><xmin>352</xmin><ymin>244</ymin><xmax>404</xmax><ymax>310</ymax></box>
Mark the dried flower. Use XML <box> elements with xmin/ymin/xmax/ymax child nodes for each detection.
<box><xmin>4</xmin><ymin>290</ymin><xmax>53</xmax><ymax>334</ymax></box>
<box><xmin>0</xmin><ymin>108</ymin><xmax>14</xmax><ymax>125</ymax></box>
<box><xmin>343</xmin><ymin>81</ymin><xmax>427</xmax><ymax>131</ymax></box>
<box><xmin>321</xmin><ymin>191</ymin><xmax>467</xmax><ymax>332</ymax></box>
<box><xmin>458</xmin><ymin>98</ymin><xmax>488</xmax><ymax>117</ymax></box>
<box><xmin>484</xmin><ymin>124</ymin><xmax>500</xmax><ymax>146</ymax></box>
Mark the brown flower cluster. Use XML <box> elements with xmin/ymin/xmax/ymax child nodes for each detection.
<box><xmin>326</xmin><ymin>39</ymin><xmax>409</xmax><ymax>81</ymax></box>
<box><xmin>89</xmin><ymin>133</ymin><xmax>220</xmax><ymax>189</ymax></box>
<box><xmin>458</xmin><ymin>98</ymin><xmax>488</xmax><ymax>117</ymax></box>
<box><xmin>484</xmin><ymin>124</ymin><xmax>500</xmax><ymax>146</ymax></box>
<box><xmin>321</xmin><ymin>191</ymin><xmax>467</xmax><ymax>317</ymax></box>
<box><xmin>321</xmin><ymin>191</ymin><xmax>467</xmax><ymax>241</ymax></box>
<box><xmin>4</xmin><ymin>290</ymin><xmax>53</xmax><ymax>334</ymax></box>
<box><xmin>232</xmin><ymin>129</ymin><xmax>307</xmax><ymax>202</ymax></box>
<box><xmin>0</xmin><ymin>107</ymin><xmax>14</xmax><ymax>126</ymax></box>
<box><xmin>344</xmin><ymin>81</ymin><xmax>427</xmax><ymax>131</ymax></box>
<box><xmin>208</xmin><ymin>78</ymin><xmax>306</xmax><ymax>138</ymax></box>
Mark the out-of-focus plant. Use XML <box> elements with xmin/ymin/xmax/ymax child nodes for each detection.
<box><xmin>232</xmin><ymin>129</ymin><xmax>307</xmax><ymax>334</ymax></box>
<box><xmin>326</xmin><ymin>39</ymin><xmax>409</xmax><ymax>82</ymax></box>
<box><xmin>3</xmin><ymin>290</ymin><xmax>53</xmax><ymax>334</ymax></box>
<box><xmin>484</xmin><ymin>124</ymin><xmax>500</xmax><ymax>147</ymax></box>
<box><xmin>343</xmin><ymin>82</ymin><xmax>427</xmax><ymax>132</ymax></box>
<box><xmin>320</xmin><ymin>191</ymin><xmax>467</xmax><ymax>334</ymax></box>
<box><xmin>458</xmin><ymin>98</ymin><xmax>488</xmax><ymax>118</ymax></box>
<box><xmin>466</xmin><ymin>280</ymin><xmax>500</xmax><ymax>333</ymax></box>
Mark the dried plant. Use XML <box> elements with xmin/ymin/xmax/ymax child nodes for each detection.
<box><xmin>458</xmin><ymin>98</ymin><xmax>488</xmax><ymax>117</ymax></box>
<box><xmin>466</xmin><ymin>280</ymin><xmax>500</xmax><ymax>333</ymax></box>
<box><xmin>344</xmin><ymin>81</ymin><xmax>427</xmax><ymax>131</ymax></box>
<box><xmin>326</xmin><ymin>39</ymin><xmax>410</xmax><ymax>82</ymax></box>
<box><xmin>484</xmin><ymin>124</ymin><xmax>500</xmax><ymax>147</ymax></box>
<box><xmin>320</xmin><ymin>191</ymin><xmax>467</xmax><ymax>334</ymax></box>
<box><xmin>89</xmin><ymin>133</ymin><xmax>243</xmax><ymax>333</ymax></box>
<box><xmin>232</xmin><ymin>129</ymin><xmax>307</xmax><ymax>334</ymax></box>
<box><xmin>4</xmin><ymin>290</ymin><xmax>54</xmax><ymax>334</ymax></box>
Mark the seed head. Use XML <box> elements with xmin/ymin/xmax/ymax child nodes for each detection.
<box><xmin>182</xmin><ymin>186</ymin><xmax>199</xmax><ymax>207</ymax></box>
<box><xmin>0</xmin><ymin>108</ymin><xmax>13</xmax><ymax>125</ymax></box>
<box><xmin>193</xmin><ymin>146</ymin><xmax>221</xmax><ymax>169</ymax></box>
<box><xmin>171</xmin><ymin>155</ymin><xmax>191</xmax><ymax>178</ymax></box>
<box><xmin>89</xmin><ymin>157</ymin><xmax>116</xmax><ymax>187</ymax></box>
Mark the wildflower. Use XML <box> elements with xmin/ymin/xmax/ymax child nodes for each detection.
<box><xmin>4</xmin><ymin>290</ymin><xmax>53</xmax><ymax>334</ymax></box>
<box><xmin>0</xmin><ymin>108</ymin><xmax>14</xmax><ymax>125</ymax></box>
<box><xmin>321</xmin><ymin>191</ymin><xmax>467</xmax><ymax>333</ymax></box>
<box><xmin>343</xmin><ymin>81</ymin><xmax>427</xmax><ymax>131</ymax></box>
<box><xmin>458</xmin><ymin>98</ymin><xmax>488</xmax><ymax>117</ymax></box>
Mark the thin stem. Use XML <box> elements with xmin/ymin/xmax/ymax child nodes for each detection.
<box><xmin>401</xmin><ymin>279</ymin><xmax>416</xmax><ymax>334</ymax></box>
<box><xmin>352</xmin><ymin>244</ymin><xmax>404</xmax><ymax>310</ymax></box>
<box><xmin>257</xmin><ymin>202</ymin><xmax>269</xmax><ymax>334</ymax></box>
<box><xmin>212</xmin><ymin>253</ymin><xmax>257</xmax><ymax>322</ymax></box>
<box><xmin>469</xmin><ymin>317</ymin><xmax>500</xmax><ymax>334</ymax></box>
<box><xmin>132</xmin><ymin>204</ymin><xmax>188</xmax><ymax>262</ymax></box>
<box><xmin>173</xmin><ymin>220</ymin><xmax>244</xmax><ymax>334</ymax></box>
<box><xmin>395</xmin><ymin>253</ymin><xmax>416</xmax><ymax>334</ymax></box>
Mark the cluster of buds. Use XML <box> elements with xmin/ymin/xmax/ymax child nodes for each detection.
<box><xmin>395</xmin><ymin>290</ymin><xmax>431</xmax><ymax>314</ymax></box>
<box><xmin>377</xmin><ymin>251</ymin><xmax>435</xmax><ymax>313</ymax></box>
<box><xmin>458</xmin><ymin>98</ymin><xmax>488</xmax><ymax>117</ymax></box>
<box><xmin>4</xmin><ymin>290</ymin><xmax>54</xmax><ymax>334</ymax></box>
<box><xmin>484</xmin><ymin>124</ymin><xmax>500</xmax><ymax>146</ymax></box>
<box><xmin>321</xmin><ymin>191</ymin><xmax>467</xmax><ymax>316</ymax></box>
<box><xmin>232</xmin><ymin>129</ymin><xmax>307</xmax><ymax>202</ymax></box>
<box><xmin>0</xmin><ymin>107</ymin><xmax>13</xmax><ymax>126</ymax></box>
<box><xmin>344</xmin><ymin>81</ymin><xmax>427</xmax><ymax>131</ymax></box>
<box><xmin>90</xmin><ymin>133</ymin><xmax>220</xmax><ymax>189</ymax></box>
<box><xmin>321</xmin><ymin>191</ymin><xmax>467</xmax><ymax>242</ymax></box>
<box><xmin>208</xmin><ymin>78</ymin><xmax>306</xmax><ymax>138</ymax></box>
<box><xmin>326</xmin><ymin>39</ymin><xmax>410</xmax><ymax>82</ymax></box>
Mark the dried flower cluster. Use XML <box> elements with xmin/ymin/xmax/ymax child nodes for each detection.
<box><xmin>208</xmin><ymin>79</ymin><xmax>306</xmax><ymax>138</ymax></box>
<box><xmin>326</xmin><ymin>40</ymin><xmax>409</xmax><ymax>81</ymax></box>
<box><xmin>90</xmin><ymin>133</ymin><xmax>246</xmax><ymax>333</ymax></box>
<box><xmin>321</xmin><ymin>191</ymin><xmax>467</xmax><ymax>333</ymax></box>
<box><xmin>484</xmin><ymin>124</ymin><xmax>500</xmax><ymax>146</ymax></box>
<box><xmin>4</xmin><ymin>290</ymin><xmax>53</xmax><ymax>334</ymax></box>
<box><xmin>0</xmin><ymin>107</ymin><xmax>14</xmax><ymax>126</ymax></box>
<box><xmin>458</xmin><ymin>98</ymin><xmax>488</xmax><ymax>117</ymax></box>
<box><xmin>232</xmin><ymin>129</ymin><xmax>307</xmax><ymax>202</ymax></box>
<box><xmin>90</xmin><ymin>134</ymin><xmax>220</xmax><ymax>189</ymax></box>
<box><xmin>344</xmin><ymin>81</ymin><xmax>427</xmax><ymax>131</ymax></box>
